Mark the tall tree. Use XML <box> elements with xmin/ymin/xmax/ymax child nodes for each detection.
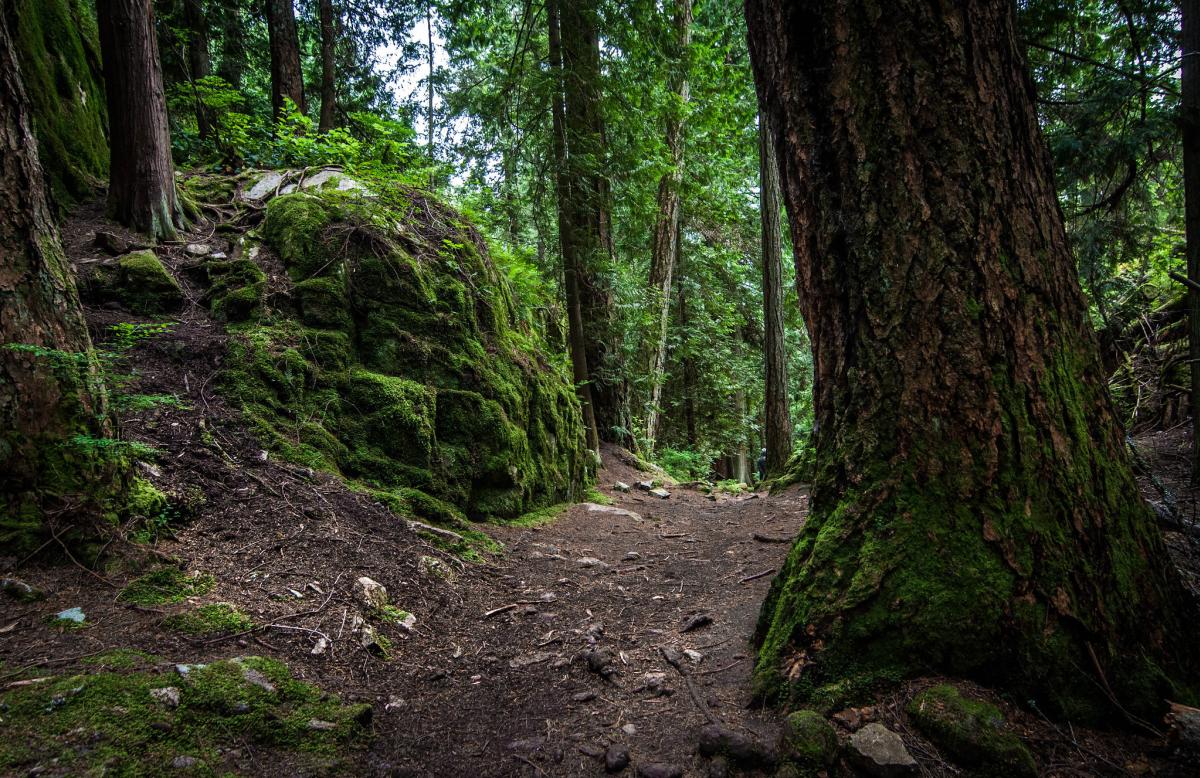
<box><xmin>264</xmin><ymin>0</ymin><xmax>306</xmax><ymax>121</ymax></box>
<box><xmin>644</xmin><ymin>0</ymin><xmax>692</xmax><ymax>450</ymax></box>
<box><xmin>758</xmin><ymin>107</ymin><xmax>790</xmax><ymax>476</ymax></box>
<box><xmin>1184</xmin><ymin>0</ymin><xmax>1200</xmax><ymax>480</ymax></box>
<box><xmin>318</xmin><ymin>0</ymin><xmax>337</xmax><ymax>132</ymax></box>
<box><xmin>216</xmin><ymin>0</ymin><xmax>247</xmax><ymax>89</ymax></box>
<box><xmin>97</xmin><ymin>0</ymin><xmax>186</xmax><ymax>240</ymax></box>
<box><xmin>0</xmin><ymin>8</ymin><xmax>121</xmax><ymax>545</ymax></box>
<box><xmin>182</xmin><ymin>0</ymin><xmax>213</xmax><ymax>141</ymax></box>
<box><xmin>549</xmin><ymin>0</ymin><xmax>599</xmax><ymax>452</ymax></box>
<box><xmin>746</xmin><ymin>0</ymin><xmax>1198</xmax><ymax>719</ymax></box>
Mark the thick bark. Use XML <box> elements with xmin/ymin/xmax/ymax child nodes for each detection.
<box><xmin>556</xmin><ymin>0</ymin><xmax>623</xmax><ymax>443</ymax></box>
<box><xmin>549</xmin><ymin>0</ymin><xmax>599</xmax><ymax>452</ymax></box>
<box><xmin>182</xmin><ymin>0</ymin><xmax>213</xmax><ymax>140</ymax></box>
<box><xmin>746</xmin><ymin>0</ymin><xmax>1199</xmax><ymax>719</ymax></box>
<box><xmin>644</xmin><ymin>0</ymin><xmax>692</xmax><ymax>450</ymax></box>
<box><xmin>1183</xmin><ymin>0</ymin><xmax>1200</xmax><ymax>481</ymax></box>
<box><xmin>759</xmin><ymin>108</ymin><xmax>790</xmax><ymax>476</ymax></box>
<box><xmin>97</xmin><ymin>0</ymin><xmax>185</xmax><ymax>241</ymax></box>
<box><xmin>318</xmin><ymin>0</ymin><xmax>336</xmax><ymax>133</ymax></box>
<box><xmin>216</xmin><ymin>0</ymin><xmax>246</xmax><ymax>88</ymax></box>
<box><xmin>0</xmin><ymin>10</ymin><xmax>119</xmax><ymax>546</ymax></box>
<box><xmin>264</xmin><ymin>0</ymin><xmax>306</xmax><ymax>121</ymax></box>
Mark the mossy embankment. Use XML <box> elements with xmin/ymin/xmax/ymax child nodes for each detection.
<box><xmin>204</xmin><ymin>176</ymin><xmax>592</xmax><ymax>530</ymax></box>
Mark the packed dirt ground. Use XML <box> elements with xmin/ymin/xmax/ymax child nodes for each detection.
<box><xmin>2</xmin><ymin>202</ymin><xmax>1200</xmax><ymax>776</ymax></box>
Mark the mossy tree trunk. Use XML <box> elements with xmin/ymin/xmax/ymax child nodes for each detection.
<box><xmin>265</xmin><ymin>0</ymin><xmax>306</xmax><ymax>121</ymax></box>
<box><xmin>97</xmin><ymin>0</ymin><xmax>185</xmax><ymax>241</ymax></box>
<box><xmin>745</xmin><ymin>0</ymin><xmax>1199</xmax><ymax>721</ymax></box>
<box><xmin>0</xmin><ymin>9</ymin><xmax>121</xmax><ymax>548</ymax></box>
<box><xmin>758</xmin><ymin>107</ymin><xmax>790</xmax><ymax>477</ymax></box>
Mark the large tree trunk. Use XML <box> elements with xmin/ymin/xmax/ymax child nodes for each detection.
<box><xmin>746</xmin><ymin>0</ymin><xmax>1199</xmax><ymax>720</ymax></box>
<box><xmin>558</xmin><ymin>0</ymin><xmax>624</xmax><ymax>443</ymax></box>
<box><xmin>644</xmin><ymin>0</ymin><xmax>692</xmax><ymax>451</ymax></box>
<box><xmin>0</xmin><ymin>10</ymin><xmax>121</xmax><ymax>550</ymax></box>
<box><xmin>264</xmin><ymin>0</ymin><xmax>306</xmax><ymax>121</ymax></box>
<box><xmin>317</xmin><ymin>0</ymin><xmax>337</xmax><ymax>133</ymax></box>
<box><xmin>97</xmin><ymin>0</ymin><xmax>185</xmax><ymax>241</ymax></box>
<box><xmin>549</xmin><ymin>0</ymin><xmax>599</xmax><ymax>453</ymax></box>
<box><xmin>216</xmin><ymin>0</ymin><xmax>246</xmax><ymax>89</ymax></box>
<box><xmin>758</xmin><ymin>107</ymin><xmax>790</xmax><ymax>476</ymax></box>
<box><xmin>182</xmin><ymin>0</ymin><xmax>213</xmax><ymax>141</ymax></box>
<box><xmin>1183</xmin><ymin>0</ymin><xmax>1200</xmax><ymax>481</ymax></box>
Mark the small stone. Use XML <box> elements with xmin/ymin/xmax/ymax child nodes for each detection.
<box><xmin>174</xmin><ymin>663</ymin><xmax>206</xmax><ymax>677</ymax></box>
<box><xmin>847</xmin><ymin>723</ymin><xmax>917</xmax><ymax>777</ymax></box>
<box><xmin>384</xmin><ymin>695</ymin><xmax>406</xmax><ymax>712</ymax></box>
<box><xmin>697</xmin><ymin>722</ymin><xmax>776</xmax><ymax>768</ymax></box>
<box><xmin>509</xmin><ymin>651</ymin><xmax>555</xmax><ymax>669</ymax></box>
<box><xmin>360</xmin><ymin>624</ymin><xmax>387</xmax><ymax>656</ymax></box>
<box><xmin>623</xmin><ymin>551</ymin><xmax>640</xmax><ymax>561</ymax></box>
<box><xmin>681</xmin><ymin>613</ymin><xmax>713</xmax><ymax>633</ymax></box>
<box><xmin>354</xmin><ymin>576</ymin><xmax>389</xmax><ymax>609</ymax></box>
<box><xmin>307</xmin><ymin>719</ymin><xmax>337</xmax><ymax>731</ymax></box>
<box><xmin>171</xmin><ymin>755</ymin><xmax>198</xmax><ymax>769</ymax></box>
<box><xmin>614</xmin><ymin>482</ymin><xmax>631</xmax><ymax>492</ymax></box>
<box><xmin>577</xmin><ymin>557</ymin><xmax>609</xmax><ymax>569</ymax></box>
<box><xmin>649</xmin><ymin>488</ymin><xmax>671</xmax><ymax>499</ymax></box>
<box><xmin>149</xmin><ymin>721</ymin><xmax>173</xmax><ymax>733</ymax></box>
<box><xmin>572</xmin><ymin>691</ymin><xmax>597</xmax><ymax>702</ymax></box>
<box><xmin>659</xmin><ymin>645</ymin><xmax>683</xmax><ymax>669</ymax></box>
<box><xmin>150</xmin><ymin>687</ymin><xmax>181</xmax><ymax>708</ymax></box>
<box><xmin>636</xmin><ymin>764</ymin><xmax>683</xmax><ymax>778</ymax></box>
<box><xmin>54</xmin><ymin>607</ymin><xmax>85</xmax><ymax>623</ymax></box>
<box><xmin>604</xmin><ymin>744</ymin><xmax>630</xmax><ymax>773</ymax></box>
<box><xmin>507</xmin><ymin>737</ymin><xmax>545</xmax><ymax>752</ymax></box>
<box><xmin>240</xmin><ymin>666</ymin><xmax>276</xmax><ymax>693</ymax></box>
<box><xmin>208</xmin><ymin>251</ymin><xmax>227</xmax><ymax>260</ymax></box>
<box><xmin>683</xmin><ymin>649</ymin><xmax>703</xmax><ymax>663</ymax></box>
<box><xmin>184</xmin><ymin>243</ymin><xmax>213</xmax><ymax>256</ymax></box>
<box><xmin>635</xmin><ymin>481</ymin><xmax>654</xmax><ymax>491</ymax></box>
<box><xmin>94</xmin><ymin>230</ymin><xmax>129</xmax><ymax>255</ymax></box>
<box><xmin>311</xmin><ymin>637</ymin><xmax>329</xmax><ymax>655</ymax></box>
<box><xmin>831</xmin><ymin>708</ymin><xmax>863</xmax><ymax>730</ymax></box>
<box><xmin>621</xmin><ymin>723</ymin><xmax>637</xmax><ymax>736</ymax></box>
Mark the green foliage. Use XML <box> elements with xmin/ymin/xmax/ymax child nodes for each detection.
<box><xmin>117</xmin><ymin>568</ymin><xmax>215</xmax><ymax>605</ymax></box>
<box><xmin>657</xmin><ymin>447</ymin><xmax>710</xmax><ymax>481</ymax></box>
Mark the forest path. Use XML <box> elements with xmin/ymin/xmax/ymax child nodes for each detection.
<box><xmin>365</xmin><ymin>451</ymin><xmax>808</xmax><ymax>776</ymax></box>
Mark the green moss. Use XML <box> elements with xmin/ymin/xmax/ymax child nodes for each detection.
<box><xmin>205</xmin><ymin>257</ymin><xmax>267</xmax><ymax>322</ymax></box>
<box><xmin>907</xmin><ymin>685</ymin><xmax>1036</xmax><ymax>776</ymax></box>
<box><xmin>508</xmin><ymin>501</ymin><xmax>571</xmax><ymax>527</ymax></box>
<box><xmin>0</xmin><ymin>656</ymin><xmax>371</xmax><ymax>774</ymax></box>
<box><xmin>126</xmin><ymin>476</ymin><xmax>168</xmax><ymax>517</ymax></box>
<box><xmin>780</xmin><ymin>710</ymin><xmax>838</xmax><ymax>769</ymax></box>
<box><xmin>118</xmin><ymin>568</ymin><xmax>215</xmax><ymax>605</ymax></box>
<box><xmin>12</xmin><ymin>0</ymin><xmax>108</xmax><ymax>208</ymax></box>
<box><xmin>162</xmin><ymin>603</ymin><xmax>254</xmax><ymax>636</ymax></box>
<box><xmin>81</xmin><ymin>649</ymin><xmax>159</xmax><ymax>669</ymax></box>
<box><xmin>87</xmin><ymin>250</ymin><xmax>184</xmax><ymax>315</ymax></box>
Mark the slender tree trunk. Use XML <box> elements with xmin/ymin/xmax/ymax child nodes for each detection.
<box><xmin>759</xmin><ymin>107</ymin><xmax>791</xmax><ymax>476</ymax></box>
<box><xmin>733</xmin><ymin>388</ymin><xmax>750</xmax><ymax>483</ymax></box>
<box><xmin>427</xmin><ymin>1</ymin><xmax>435</xmax><ymax>161</ymax></box>
<box><xmin>0</xmin><ymin>10</ymin><xmax>121</xmax><ymax>547</ymax></box>
<box><xmin>746</xmin><ymin>0</ymin><xmax>1198</xmax><ymax>719</ymax></box>
<box><xmin>645</xmin><ymin>0</ymin><xmax>692</xmax><ymax>450</ymax></box>
<box><xmin>97</xmin><ymin>0</ymin><xmax>185</xmax><ymax>241</ymax></box>
<box><xmin>217</xmin><ymin>0</ymin><xmax>246</xmax><ymax>88</ymax></box>
<box><xmin>182</xmin><ymin>0</ymin><xmax>213</xmax><ymax>140</ymax></box>
<box><xmin>678</xmin><ymin>257</ymin><xmax>697</xmax><ymax>449</ymax></box>
<box><xmin>1183</xmin><ymin>0</ymin><xmax>1200</xmax><ymax>481</ymax></box>
<box><xmin>317</xmin><ymin>0</ymin><xmax>337</xmax><ymax>133</ymax></box>
<box><xmin>549</xmin><ymin>0</ymin><xmax>599</xmax><ymax>452</ymax></box>
<box><xmin>558</xmin><ymin>0</ymin><xmax>623</xmax><ymax>443</ymax></box>
<box><xmin>264</xmin><ymin>0</ymin><xmax>306</xmax><ymax>121</ymax></box>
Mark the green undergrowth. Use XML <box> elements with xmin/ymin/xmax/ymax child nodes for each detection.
<box><xmin>0</xmin><ymin>656</ymin><xmax>371</xmax><ymax>775</ymax></box>
<box><xmin>196</xmin><ymin>180</ymin><xmax>592</xmax><ymax>550</ymax></box>
<box><xmin>162</xmin><ymin>603</ymin><xmax>254</xmax><ymax>636</ymax></box>
<box><xmin>118</xmin><ymin>568</ymin><xmax>215</xmax><ymax>605</ymax></box>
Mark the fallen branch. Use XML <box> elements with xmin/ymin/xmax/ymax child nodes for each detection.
<box><xmin>484</xmin><ymin>603</ymin><xmax>519</xmax><ymax>618</ymax></box>
<box><xmin>739</xmin><ymin>568</ymin><xmax>775</xmax><ymax>583</ymax></box>
<box><xmin>752</xmin><ymin>532</ymin><xmax>790</xmax><ymax>544</ymax></box>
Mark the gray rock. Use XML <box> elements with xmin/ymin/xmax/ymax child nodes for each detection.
<box><xmin>184</xmin><ymin>243</ymin><xmax>213</xmax><ymax>256</ymax></box>
<box><xmin>94</xmin><ymin>230</ymin><xmax>128</xmax><ymax>255</ymax></box>
<box><xmin>847</xmin><ymin>723</ymin><xmax>917</xmax><ymax>777</ymax></box>
<box><xmin>577</xmin><ymin>556</ymin><xmax>609</xmax><ymax>569</ymax></box>
<box><xmin>308</xmin><ymin>719</ymin><xmax>337</xmax><ymax>731</ymax></box>
<box><xmin>172</xmin><ymin>755</ymin><xmax>199</xmax><ymax>769</ymax></box>
<box><xmin>621</xmin><ymin>723</ymin><xmax>637</xmax><ymax>736</ymax></box>
<box><xmin>585</xmin><ymin>503</ymin><xmax>643</xmax><ymax>521</ymax></box>
<box><xmin>150</xmin><ymin>686</ymin><xmax>181</xmax><ymax>708</ymax></box>
<box><xmin>240</xmin><ymin>666</ymin><xmax>276</xmax><ymax>693</ymax></box>
<box><xmin>1168</xmin><ymin>702</ymin><xmax>1200</xmax><ymax>752</ymax></box>
<box><xmin>244</xmin><ymin>170</ymin><xmax>286</xmax><ymax>200</ymax></box>
<box><xmin>509</xmin><ymin>651</ymin><xmax>556</xmax><ymax>669</ymax></box>
<box><xmin>572</xmin><ymin>691</ymin><xmax>598</xmax><ymax>702</ymax></box>
<box><xmin>649</xmin><ymin>488</ymin><xmax>671</xmax><ymax>499</ymax></box>
<box><xmin>623</xmin><ymin>551</ymin><xmax>641</xmax><ymax>561</ymax></box>
<box><xmin>604</xmin><ymin>744</ymin><xmax>630</xmax><ymax>773</ymax></box>
<box><xmin>635</xmin><ymin>481</ymin><xmax>655</xmax><ymax>491</ymax></box>
<box><xmin>614</xmin><ymin>482</ymin><xmax>631</xmax><ymax>492</ymax></box>
<box><xmin>0</xmin><ymin>577</ymin><xmax>42</xmax><ymax>601</ymax></box>
<box><xmin>508</xmin><ymin>737</ymin><xmax>546</xmax><ymax>752</ymax></box>
<box><xmin>407</xmin><ymin>519</ymin><xmax>464</xmax><ymax>543</ymax></box>
<box><xmin>174</xmin><ymin>663</ymin><xmax>206</xmax><ymax>677</ymax></box>
<box><xmin>360</xmin><ymin>624</ymin><xmax>388</xmax><ymax>656</ymax></box>
<box><xmin>54</xmin><ymin>606</ymin><xmax>85</xmax><ymax>624</ymax></box>
<box><xmin>636</xmin><ymin>764</ymin><xmax>683</xmax><ymax>778</ymax></box>
<box><xmin>354</xmin><ymin>576</ymin><xmax>389</xmax><ymax>609</ymax></box>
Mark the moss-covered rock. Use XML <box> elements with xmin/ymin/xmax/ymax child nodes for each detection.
<box><xmin>11</xmin><ymin>0</ymin><xmax>108</xmax><ymax>208</ymax></box>
<box><xmin>219</xmin><ymin>187</ymin><xmax>592</xmax><ymax>523</ymax></box>
<box><xmin>0</xmin><ymin>656</ymin><xmax>370</xmax><ymax>774</ymax></box>
<box><xmin>162</xmin><ymin>603</ymin><xmax>254</xmax><ymax>636</ymax></box>
<box><xmin>907</xmin><ymin>685</ymin><xmax>1036</xmax><ymax>776</ymax></box>
<box><xmin>118</xmin><ymin>567</ymin><xmax>214</xmax><ymax>605</ymax></box>
<box><xmin>87</xmin><ymin>250</ymin><xmax>184</xmax><ymax>315</ymax></box>
<box><xmin>780</xmin><ymin>710</ymin><xmax>839</xmax><ymax>769</ymax></box>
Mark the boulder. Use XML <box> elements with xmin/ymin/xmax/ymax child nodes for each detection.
<box><xmin>86</xmin><ymin>250</ymin><xmax>183</xmax><ymax>315</ymax></box>
<box><xmin>605</xmin><ymin>744</ymin><xmax>631</xmax><ymax>773</ymax></box>
<box><xmin>847</xmin><ymin>723</ymin><xmax>917</xmax><ymax>777</ymax></box>
<box><xmin>906</xmin><ymin>685</ymin><xmax>1035</xmax><ymax>777</ymax></box>
<box><xmin>1166</xmin><ymin>701</ymin><xmax>1200</xmax><ymax>753</ymax></box>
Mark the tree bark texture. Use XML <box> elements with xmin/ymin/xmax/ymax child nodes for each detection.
<box><xmin>549</xmin><ymin>0</ymin><xmax>599</xmax><ymax>452</ymax></box>
<box><xmin>217</xmin><ymin>0</ymin><xmax>246</xmax><ymax>88</ymax></box>
<box><xmin>97</xmin><ymin>0</ymin><xmax>185</xmax><ymax>241</ymax></box>
<box><xmin>644</xmin><ymin>0</ymin><xmax>692</xmax><ymax>450</ymax></box>
<box><xmin>318</xmin><ymin>0</ymin><xmax>337</xmax><ymax>132</ymax></box>
<box><xmin>0</xmin><ymin>9</ymin><xmax>120</xmax><ymax>548</ymax></box>
<box><xmin>557</xmin><ymin>0</ymin><xmax>624</xmax><ymax>443</ymax></box>
<box><xmin>746</xmin><ymin>0</ymin><xmax>1199</xmax><ymax>719</ymax></box>
<box><xmin>1182</xmin><ymin>0</ymin><xmax>1200</xmax><ymax>481</ymax></box>
<box><xmin>265</xmin><ymin>0</ymin><xmax>306</xmax><ymax>121</ymax></box>
<box><xmin>182</xmin><ymin>0</ymin><xmax>213</xmax><ymax>140</ymax></box>
<box><xmin>758</xmin><ymin>107</ymin><xmax>790</xmax><ymax>476</ymax></box>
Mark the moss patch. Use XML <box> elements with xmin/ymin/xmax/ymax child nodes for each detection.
<box><xmin>118</xmin><ymin>568</ymin><xmax>215</xmax><ymax>605</ymax></box>
<box><xmin>86</xmin><ymin>250</ymin><xmax>184</xmax><ymax>315</ymax></box>
<box><xmin>907</xmin><ymin>685</ymin><xmax>1036</xmax><ymax>776</ymax></box>
<box><xmin>162</xmin><ymin>603</ymin><xmax>253</xmax><ymax>636</ymax></box>
<box><xmin>780</xmin><ymin>710</ymin><xmax>838</xmax><ymax>769</ymax></box>
<box><xmin>0</xmin><ymin>656</ymin><xmax>371</xmax><ymax>774</ymax></box>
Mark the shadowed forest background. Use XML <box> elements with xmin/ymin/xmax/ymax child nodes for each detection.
<box><xmin>2</xmin><ymin>0</ymin><xmax>1200</xmax><ymax>775</ymax></box>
